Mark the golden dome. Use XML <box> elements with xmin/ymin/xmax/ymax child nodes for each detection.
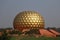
<box><xmin>13</xmin><ymin>11</ymin><xmax>45</xmax><ymax>31</ymax></box>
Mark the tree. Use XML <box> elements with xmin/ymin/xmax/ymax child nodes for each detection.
<box><xmin>0</xmin><ymin>30</ymin><xmax>10</xmax><ymax>40</ymax></box>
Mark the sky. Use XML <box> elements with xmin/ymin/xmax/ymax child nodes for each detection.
<box><xmin>0</xmin><ymin>0</ymin><xmax>60</xmax><ymax>28</ymax></box>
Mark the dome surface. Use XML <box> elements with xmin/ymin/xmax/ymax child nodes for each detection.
<box><xmin>13</xmin><ymin>11</ymin><xmax>44</xmax><ymax>31</ymax></box>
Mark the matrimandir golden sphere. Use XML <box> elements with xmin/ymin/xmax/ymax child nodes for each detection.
<box><xmin>13</xmin><ymin>11</ymin><xmax>45</xmax><ymax>31</ymax></box>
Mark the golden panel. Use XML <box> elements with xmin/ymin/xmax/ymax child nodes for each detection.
<box><xmin>13</xmin><ymin>11</ymin><xmax>45</xmax><ymax>30</ymax></box>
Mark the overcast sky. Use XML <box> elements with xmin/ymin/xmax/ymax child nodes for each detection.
<box><xmin>0</xmin><ymin>0</ymin><xmax>60</xmax><ymax>28</ymax></box>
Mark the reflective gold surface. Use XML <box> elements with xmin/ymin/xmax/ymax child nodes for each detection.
<box><xmin>13</xmin><ymin>11</ymin><xmax>45</xmax><ymax>30</ymax></box>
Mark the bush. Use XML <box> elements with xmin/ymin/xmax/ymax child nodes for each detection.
<box><xmin>0</xmin><ymin>30</ymin><xmax>11</xmax><ymax>40</ymax></box>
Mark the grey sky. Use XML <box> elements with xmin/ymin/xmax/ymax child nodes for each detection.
<box><xmin>0</xmin><ymin>0</ymin><xmax>60</xmax><ymax>28</ymax></box>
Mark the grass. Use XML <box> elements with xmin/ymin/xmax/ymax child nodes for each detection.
<box><xmin>9</xmin><ymin>36</ymin><xmax>60</xmax><ymax>40</ymax></box>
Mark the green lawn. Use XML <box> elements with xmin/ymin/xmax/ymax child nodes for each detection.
<box><xmin>0</xmin><ymin>34</ymin><xmax>60</xmax><ymax>40</ymax></box>
<box><xmin>9</xmin><ymin>36</ymin><xmax>60</xmax><ymax>40</ymax></box>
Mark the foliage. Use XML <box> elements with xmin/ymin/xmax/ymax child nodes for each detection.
<box><xmin>0</xmin><ymin>29</ymin><xmax>60</xmax><ymax>40</ymax></box>
<box><xmin>25</xmin><ymin>29</ymin><xmax>40</xmax><ymax>35</ymax></box>
<box><xmin>0</xmin><ymin>30</ymin><xmax>11</xmax><ymax>40</ymax></box>
<box><xmin>9</xmin><ymin>30</ymin><xmax>22</xmax><ymax>35</ymax></box>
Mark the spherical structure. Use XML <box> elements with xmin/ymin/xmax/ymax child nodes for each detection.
<box><xmin>13</xmin><ymin>11</ymin><xmax>45</xmax><ymax>31</ymax></box>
